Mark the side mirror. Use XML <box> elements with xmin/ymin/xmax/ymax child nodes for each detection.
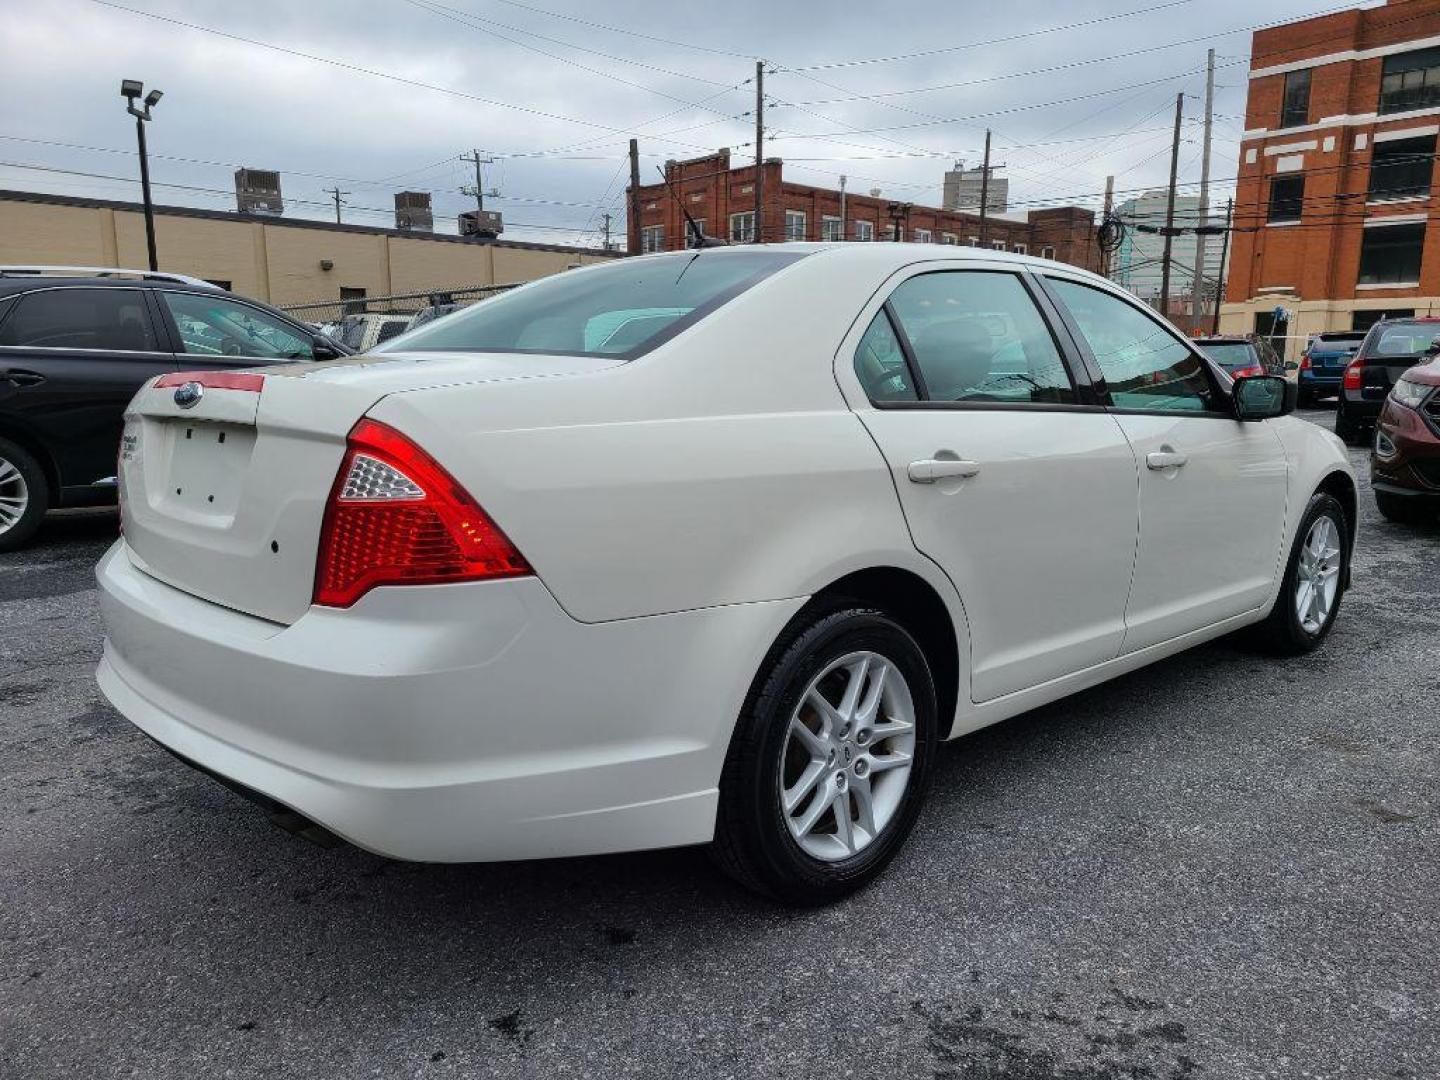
<box><xmin>1233</xmin><ymin>374</ymin><xmax>1295</xmax><ymax>421</ymax></box>
<box><xmin>312</xmin><ymin>335</ymin><xmax>341</xmax><ymax>361</ymax></box>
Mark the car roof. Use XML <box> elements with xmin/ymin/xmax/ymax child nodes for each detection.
<box><xmin>0</xmin><ymin>273</ymin><xmax>226</xmax><ymax>298</ymax></box>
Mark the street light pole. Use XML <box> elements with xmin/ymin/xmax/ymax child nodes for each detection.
<box><xmin>121</xmin><ymin>79</ymin><xmax>162</xmax><ymax>272</ymax></box>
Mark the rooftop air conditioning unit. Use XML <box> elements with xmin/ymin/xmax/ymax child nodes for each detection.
<box><xmin>235</xmin><ymin>168</ymin><xmax>283</xmax><ymax>216</ymax></box>
<box><xmin>459</xmin><ymin>209</ymin><xmax>503</xmax><ymax>238</ymax></box>
<box><xmin>395</xmin><ymin>191</ymin><xmax>433</xmax><ymax>232</ymax></box>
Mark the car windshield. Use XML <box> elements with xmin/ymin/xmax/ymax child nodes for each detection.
<box><xmin>1371</xmin><ymin>322</ymin><xmax>1440</xmax><ymax>358</ymax></box>
<box><xmin>1197</xmin><ymin>343</ymin><xmax>1255</xmax><ymax>369</ymax></box>
<box><xmin>376</xmin><ymin>250</ymin><xmax>809</xmax><ymax>358</ymax></box>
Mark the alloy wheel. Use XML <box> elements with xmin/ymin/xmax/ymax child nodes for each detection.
<box><xmin>779</xmin><ymin>650</ymin><xmax>916</xmax><ymax>862</ymax></box>
<box><xmin>0</xmin><ymin>455</ymin><xmax>29</xmax><ymax>537</ymax></box>
<box><xmin>1295</xmin><ymin>515</ymin><xmax>1341</xmax><ymax>634</ymax></box>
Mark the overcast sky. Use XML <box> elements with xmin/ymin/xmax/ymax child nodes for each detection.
<box><xmin>0</xmin><ymin>0</ymin><xmax>1363</xmax><ymax>248</ymax></box>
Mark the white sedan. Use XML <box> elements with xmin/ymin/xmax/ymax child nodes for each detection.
<box><xmin>96</xmin><ymin>245</ymin><xmax>1354</xmax><ymax>904</ymax></box>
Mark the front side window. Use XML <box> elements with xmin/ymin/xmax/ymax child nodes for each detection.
<box><xmin>1047</xmin><ymin>278</ymin><xmax>1216</xmax><ymax>412</ymax></box>
<box><xmin>883</xmin><ymin>271</ymin><xmax>1077</xmax><ymax>405</ymax></box>
<box><xmin>1268</xmin><ymin>176</ymin><xmax>1305</xmax><ymax>222</ymax></box>
<box><xmin>0</xmin><ymin>288</ymin><xmax>158</xmax><ymax>352</ymax></box>
<box><xmin>378</xmin><ymin>250</ymin><xmax>807</xmax><ymax>359</ymax></box>
<box><xmin>729</xmin><ymin>212</ymin><xmax>755</xmax><ymax>243</ymax></box>
<box><xmin>784</xmin><ymin>210</ymin><xmax>806</xmax><ymax>241</ymax></box>
<box><xmin>1359</xmin><ymin>223</ymin><xmax>1425</xmax><ymax>285</ymax></box>
<box><xmin>1281</xmin><ymin>68</ymin><xmax>1311</xmax><ymax>128</ymax></box>
<box><xmin>1380</xmin><ymin>47</ymin><xmax>1440</xmax><ymax>115</ymax></box>
<box><xmin>161</xmin><ymin>292</ymin><xmax>313</xmax><ymax>359</ymax></box>
<box><xmin>641</xmin><ymin>225</ymin><xmax>666</xmax><ymax>253</ymax></box>
<box><xmin>853</xmin><ymin>220</ymin><xmax>874</xmax><ymax>242</ymax></box>
<box><xmin>1369</xmin><ymin>135</ymin><xmax>1435</xmax><ymax>200</ymax></box>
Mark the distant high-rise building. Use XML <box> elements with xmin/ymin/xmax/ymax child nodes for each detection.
<box><xmin>234</xmin><ymin>168</ymin><xmax>283</xmax><ymax>217</ymax></box>
<box><xmin>943</xmin><ymin>161</ymin><xmax>1008</xmax><ymax>214</ymax></box>
<box><xmin>1112</xmin><ymin>191</ymin><xmax>1223</xmax><ymax>318</ymax></box>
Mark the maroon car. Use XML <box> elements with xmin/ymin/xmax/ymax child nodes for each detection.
<box><xmin>1371</xmin><ymin>357</ymin><xmax>1440</xmax><ymax>524</ymax></box>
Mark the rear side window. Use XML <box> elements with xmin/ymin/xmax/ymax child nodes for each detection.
<box><xmin>879</xmin><ymin>271</ymin><xmax>1077</xmax><ymax>405</ymax></box>
<box><xmin>379</xmin><ymin>251</ymin><xmax>807</xmax><ymax>358</ymax></box>
<box><xmin>854</xmin><ymin>310</ymin><xmax>918</xmax><ymax>402</ymax></box>
<box><xmin>0</xmin><ymin>288</ymin><xmax>159</xmax><ymax>351</ymax></box>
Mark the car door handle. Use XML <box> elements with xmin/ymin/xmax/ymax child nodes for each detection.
<box><xmin>908</xmin><ymin>458</ymin><xmax>981</xmax><ymax>483</ymax></box>
<box><xmin>1146</xmin><ymin>450</ymin><xmax>1188</xmax><ymax>471</ymax></box>
<box><xmin>0</xmin><ymin>369</ymin><xmax>45</xmax><ymax>387</ymax></box>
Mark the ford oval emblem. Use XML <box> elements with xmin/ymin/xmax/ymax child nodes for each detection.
<box><xmin>173</xmin><ymin>381</ymin><xmax>204</xmax><ymax>409</ymax></box>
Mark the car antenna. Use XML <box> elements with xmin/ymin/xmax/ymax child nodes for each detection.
<box><xmin>654</xmin><ymin>166</ymin><xmax>726</xmax><ymax>249</ymax></box>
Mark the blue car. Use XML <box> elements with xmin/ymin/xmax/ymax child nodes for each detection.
<box><xmin>1298</xmin><ymin>331</ymin><xmax>1365</xmax><ymax>406</ymax></box>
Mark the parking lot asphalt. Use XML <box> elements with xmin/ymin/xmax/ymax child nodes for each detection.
<box><xmin>2</xmin><ymin>407</ymin><xmax>1437</xmax><ymax>1080</ymax></box>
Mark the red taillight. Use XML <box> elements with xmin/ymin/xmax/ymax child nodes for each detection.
<box><xmin>1233</xmin><ymin>365</ymin><xmax>1264</xmax><ymax>380</ymax></box>
<box><xmin>1300</xmin><ymin>355</ymin><xmax>1312</xmax><ymax>370</ymax></box>
<box><xmin>313</xmin><ymin>418</ymin><xmax>531</xmax><ymax>608</ymax></box>
<box><xmin>1343</xmin><ymin>357</ymin><xmax>1365</xmax><ymax>390</ymax></box>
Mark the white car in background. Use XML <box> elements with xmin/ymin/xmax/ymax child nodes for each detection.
<box><xmin>95</xmin><ymin>245</ymin><xmax>1355</xmax><ymax>904</ymax></box>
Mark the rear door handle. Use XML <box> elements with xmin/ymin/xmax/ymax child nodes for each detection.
<box><xmin>1146</xmin><ymin>450</ymin><xmax>1188</xmax><ymax>471</ymax></box>
<box><xmin>0</xmin><ymin>369</ymin><xmax>45</xmax><ymax>387</ymax></box>
<box><xmin>908</xmin><ymin>458</ymin><xmax>981</xmax><ymax>483</ymax></box>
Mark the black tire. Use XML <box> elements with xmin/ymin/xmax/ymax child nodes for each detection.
<box><xmin>1375</xmin><ymin>490</ymin><xmax>1431</xmax><ymax>525</ymax></box>
<box><xmin>1334</xmin><ymin>403</ymin><xmax>1365</xmax><ymax>446</ymax></box>
<box><xmin>1297</xmin><ymin>387</ymin><xmax>1314</xmax><ymax>409</ymax></box>
<box><xmin>0</xmin><ymin>437</ymin><xmax>48</xmax><ymax>552</ymax></box>
<box><xmin>711</xmin><ymin>606</ymin><xmax>938</xmax><ymax>905</ymax></box>
<box><xmin>1245</xmin><ymin>492</ymin><xmax>1349</xmax><ymax>656</ymax></box>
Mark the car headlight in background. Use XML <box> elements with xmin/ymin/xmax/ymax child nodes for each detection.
<box><xmin>1391</xmin><ymin>378</ymin><xmax>1432</xmax><ymax>410</ymax></box>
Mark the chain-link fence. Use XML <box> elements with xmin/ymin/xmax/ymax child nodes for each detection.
<box><xmin>279</xmin><ymin>283</ymin><xmax>520</xmax><ymax>350</ymax></box>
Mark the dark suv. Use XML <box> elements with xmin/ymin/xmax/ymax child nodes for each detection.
<box><xmin>1335</xmin><ymin>316</ymin><xmax>1440</xmax><ymax>445</ymax></box>
<box><xmin>0</xmin><ymin>267</ymin><xmax>348</xmax><ymax>550</ymax></box>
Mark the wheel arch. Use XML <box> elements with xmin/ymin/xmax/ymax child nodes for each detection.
<box><xmin>800</xmin><ymin>565</ymin><xmax>963</xmax><ymax>740</ymax></box>
<box><xmin>0</xmin><ymin>421</ymin><xmax>59</xmax><ymax>501</ymax></box>
<box><xmin>1315</xmin><ymin>468</ymin><xmax>1358</xmax><ymax>589</ymax></box>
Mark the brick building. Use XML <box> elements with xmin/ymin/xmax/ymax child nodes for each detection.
<box><xmin>1222</xmin><ymin>0</ymin><xmax>1440</xmax><ymax>359</ymax></box>
<box><xmin>628</xmin><ymin>150</ymin><xmax>1101</xmax><ymax>272</ymax></box>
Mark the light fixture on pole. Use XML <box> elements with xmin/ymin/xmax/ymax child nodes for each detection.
<box><xmin>121</xmin><ymin>79</ymin><xmax>163</xmax><ymax>272</ymax></box>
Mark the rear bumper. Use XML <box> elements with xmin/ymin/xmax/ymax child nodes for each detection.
<box><xmin>95</xmin><ymin>542</ymin><xmax>802</xmax><ymax>862</ymax></box>
<box><xmin>1298</xmin><ymin>370</ymin><xmax>1342</xmax><ymax>389</ymax></box>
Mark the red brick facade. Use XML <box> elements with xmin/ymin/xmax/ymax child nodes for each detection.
<box><xmin>628</xmin><ymin>150</ymin><xmax>1101</xmax><ymax>272</ymax></box>
<box><xmin>1224</xmin><ymin>0</ymin><xmax>1440</xmax><ymax>348</ymax></box>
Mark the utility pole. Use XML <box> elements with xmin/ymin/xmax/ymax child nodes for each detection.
<box><xmin>460</xmin><ymin>148</ymin><xmax>494</xmax><ymax>213</ymax></box>
<box><xmin>978</xmin><ymin>129</ymin><xmax>992</xmax><ymax>247</ymax></box>
<box><xmin>1159</xmin><ymin>92</ymin><xmax>1184</xmax><ymax>317</ymax></box>
<box><xmin>628</xmin><ymin>138</ymin><xmax>641</xmax><ymax>254</ymax></box>
<box><xmin>602</xmin><ymin>211</ymin><xmax>612</xmax><ymax>251</ymax></box>
<box><xmin>1212</xmin><ymin>197</ymin><xmax>1233</xmax><ymax>335</ymax></box>
<box><xmin>325</xmin><ymin>186</ymin><xmax>349</xmax><ymax>224</ymax></box>
<box><xmin>754</xmin><ymin>60</ymin><xmax>765</xmax><ymax>243</ymax></box>
<box><xmin>839</xmin><ymin>174</ymin><xmax>847</xmax><ymax>240</ymax></box>
<box><xmin>1190</xmin><ymin>48</ymin><xmax>1216</xmax><ymax>330</ymax></box>
<box><xmin>1101</xmin><ymin>174</ymin><xmax>1115</xmax><ymax>278</ymax></box>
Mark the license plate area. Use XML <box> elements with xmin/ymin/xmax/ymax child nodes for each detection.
<box><xmin>155</xmin><ymin>420</ymin><xmax>257</xmax><ymax>523</ymax></box>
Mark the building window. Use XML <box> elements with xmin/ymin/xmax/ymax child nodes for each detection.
<box><xmin>1012</xmin><ymin>243</ymin><xmax>1027</xmax><ymax>255</ymax></box>
<box><xmin>340</xmin><ymin>286</ymin><xmax>367</xmax><ymax>315</ymax></box>
<box><xmin>913</xmin><ymin>228</ymin><xmax>932</xmax><ymax>243</ymax></box>
<box><xmin>1380</xmin><ymin>47</ymin><xmax>1440</xmax><ymax>115</ymax></box>
<box><xmin>641</xmin><ymin>224</ymin><xmax>666</xmax><ymax>253</ymax></box>
<box><xmin>683</xmin><ymin>219</ymin><xmax>708</xmax><ymax>247</ymax></box>
<box><xmin>1040</xmin><ymin>245</ymin><xmax>1056</xmax><ymax>260</ymax></box>
<box><xmin>990</xmin><ymin>239</ymin><xmax>1006</xmax><ymax>250</ymax></box>
<box><xmin>821</xmin><ymin>215</ymin><xmax>843</xmax><ymax>242</ymax></box>
<box><xmin>1280</xmin><ymin>68</ymin><xmax>1311</xmax><ymax>128</ymax></box>
<box><xmin>1352</xmin><ymin>308</ymin><xmax>1414</xmax><ymax>331</ymax></box>
<box><xmin>1268</xmin><ymin>176</ymin><xmax>1305</xmax><ymax>223</ymax></box>
<box><xmin>942</xmin><ymin>232</ymin><xmax>958</xmax><ymax>245</ymax></box>
<box><xmin>1369</xmin><ymin>135</ymin><xmax>1436</xmax><ymax>200</ymax></box>
<box><xmin>891</xmin><ymin>226</ymin><xmax>905</xmax><ymax>242</ymax></box>
<box><xmin>968</xmin><ymin>236</ymin><xmax>980</xmax><ymax>246</ymax></box>
<box><xmin>784</xmin><ymin>210</ymin><xmax>806</xmax><ymax>241</ymax></box>
<box><xmin>853</xmin><ymin>220</ymin><xmax>874</xmax><ymax>242</ymax></box>
<box><xmin>1359</xmin><ymin>222</ymin><xmax>1425</xmax><ymax>285</ymax></box>
<box><xmin>204</xmin><ymin>279</ymin><xmax>233</xmax><ymax>292</ymax></box>
<box><xmin>729</xmin><ymin>211</ymin><xmax>755</xmax><ymax>243</ymax></box>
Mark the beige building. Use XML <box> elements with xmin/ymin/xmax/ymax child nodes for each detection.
<box><xmin>0</xmin><ymin>189</ymin><xmax>617</xmax><ymax>307</ymax></box>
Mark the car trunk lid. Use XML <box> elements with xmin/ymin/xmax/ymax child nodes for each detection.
<box><xmin>118</xmin><ymin>352</ymin><xmax>619</xmax><ymax>624</ymax></box>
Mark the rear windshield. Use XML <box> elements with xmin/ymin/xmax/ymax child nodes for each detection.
<box><xmin>1196</xmin><ymin>342</ymin><xmax>1254</xmax><ymax>368</ymax></box>
<box><xmin>377</xmin><ymin>250</ymin><xmax>808</xmax><ymax>358</ymax></box>
<box><xmin>1316</xmin><ymin>332</ymin><xmax>1364</xmax><ymax>344</ymax></box>
<box><xmin>1369</xmin><ymin>321</ymin><xmax>1440</xmax><ymax>359</ymax></box>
